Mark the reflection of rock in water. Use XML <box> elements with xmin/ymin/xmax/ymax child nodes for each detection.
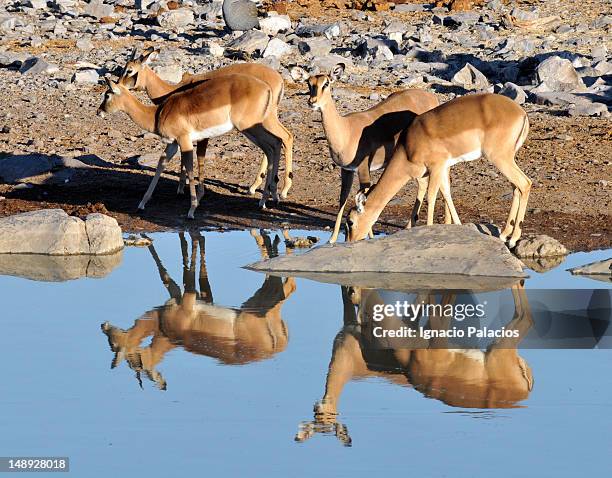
<box><xmin>0</xmin><ymin>251</ymin><xmax>123</xmax><ymax>281</ymax></box>
<box><xmin>521</xmin><ymin>255</ymin><xmax>566</xmax><ymax>273</ymax></box>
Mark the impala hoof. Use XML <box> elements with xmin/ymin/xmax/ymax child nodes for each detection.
<box><xmin>248</xmin><ymin>187</ymin><xmax>258</xmax><ymax>196</ymax></box>
<box><xmin>507</xmin><ymin>239</ymin><xmax>518</xmax><ymax>249</ymax></box>
<box><xmin>137</xmin><ymin>203</ymin><xmax>145</xmax><ymax>211</ymax></box>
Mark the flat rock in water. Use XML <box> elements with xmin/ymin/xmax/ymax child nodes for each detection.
<box><xmin>0</xmin><ymin>209</ymin><xmax>124</xmax><ymax>255</ymax></box>
<box><xmin>569</xmin><ymin>258</ymin><xmax>612</xmax><ymax>282</ymax></box>
<box><xmin>247</xmin><ymin>225</ymin><xmax>527</xmax><ymax>282</ymax></box>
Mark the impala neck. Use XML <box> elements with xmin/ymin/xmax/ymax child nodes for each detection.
<box><xmin>142</xmin><ymin>66</ymin><xmax>176</xmax><ymax>101</ymax></box>
<box><xmin>355</xmin><ymin>177</ymin><xmax>405</xmax><ymax>240</ymax></box>
<box><xmin>120</xmin><ymin>92</ymin><xmax>158</xmax><ymax>134</ymax></box>
<box><xmin>319</xmin><ymin>95</ymin><xmax>349</xmax><ymax>159</ymax></box>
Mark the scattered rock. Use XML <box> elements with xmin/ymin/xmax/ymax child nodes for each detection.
<box><xmin>568</xmin><ymin>102</ymin><xmax>609</xmax><ymax>118</ymax></box>
<box><xmin>157</xmin><ymin>8</ymin><xmax>195</xmax><ymax>30</ymax></box>
<box><xmin>514</xmin><ymin>235</ymin><xmax>568</xmax><ymax>258</ymax></box>
<box><xmin>298</xmin><ymin>37</ymin><xmax>332</xmax><ymax>57</ymax></box>
<box><xmin>19</xmin><ymin>57</ymin><xmax>59</xmax><ymax>75</ymax></box>
<box><xmin>259</xmin><ymin>15</ymin><xmax>292</xmax><ymax>36</ymax></box>
<box><xmin>227</xmin><ymin>30</ymin><xmax>269</xmax><ymax>55</ymax></box>
<box><xmin>499</xmin><ymin>82</ymin><xmax>527</xmax><ymax>104</ymax></box>
<box><xmin>536</xmin><ymin>56</ymin><xmax>586</xmax><ymax>92</ymax></box>
<box><xmin>76</xmin><ymin>37</ymin><xmax>94</xmax><ymax>52</ymax></box>
<box><xmin>153</xmin><ymin>64</ymin><xmax>183</xmax><ymax>83</ymax></box>
<box><xmin>0</xmin><ymin>209</ymin><xmax>123</xmax><ymax>255</ymax></box>
<box><xmin>83</xmin><ymin>0</ymin><xmax>114</xmax><ymax>20</ymax></box>
<box><xmin>72</xmin><ymin>69</ymin><xmax>99</xmax><ymax>84</ymax></box>
<box><xmin>285</xmin><ymin>236</ymin><xmax>319</xmax><ymax>248</ymax></box>
<box><xmin>222</xmin><ymin>0</ymin><xmax>259</xmax><ymax>31</ymax></box>
<box><xmin>452</xmin><ymin>63</ymin><xmax>489</xmax><ymax>90</ymax></box>
<box><xmin>263</xmin><ymin>38</ymin><xmax>292</xmax><ymax>58</ymax></box>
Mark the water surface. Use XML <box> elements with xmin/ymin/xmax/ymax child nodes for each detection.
<box><xmin>1</xmin><ymin>230</ymin><xmax>610</xmax><ymax>477</ymax></box>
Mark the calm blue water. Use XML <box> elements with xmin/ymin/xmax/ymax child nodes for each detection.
<box><xmin>0</xmin><ymin>230</ymin><xmax>610</xmax><ymax>477</ymax></box>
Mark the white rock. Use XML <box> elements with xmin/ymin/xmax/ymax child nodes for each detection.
<box><xmin>259</xmin><ymin>15</ymin><xmax>291</xmax><ymax>36</ymax></box>
<box><xmin>208</xmin><ymin>41</ymin><xmax>225</xmax><ymax>57</ymax></box>
<box><xmin>85</xmin><ymin>213</ymin><xmax>124</xmax><ymax>255</ymax></box>
<box><xmin>158</xmin><ymin>8</ymin><xmax>195</xmax><ymax>30</ymax></box>
<box><xmin>153</xmin><ymin>64</ymin><xmax>183</xmax><ymax>83</ymax></box>
<box><xmin>263</xmin><ymin>38</ymin><xmax>292</xmax><ymax>58</ymax></box>
<box><xmin>72</xmin><ymin>69</ymin><xmax>99</xmax><ymax>84</ymax></box>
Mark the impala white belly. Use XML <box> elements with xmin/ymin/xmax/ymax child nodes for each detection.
<box><xmin>450</xmin><ymin>348</ymin><xmax>485</xmax><ymax>363</ymax></box>
<box><xmin>189</xmin><ymin>120</ymin><xmax>234</xmax><ymax>142</ymax></box>
<box><xmin>194</xmin><ymin>303</ymin><xmax>238</xmax><ymax>323</ymax></box>
<box><xmin>445</xmin><ymin>149</ymin><xmax>481</xmax><ymax>168</ymax></box>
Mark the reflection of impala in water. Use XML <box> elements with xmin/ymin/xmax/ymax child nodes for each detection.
<box><xmin>296</xmin><ymin>284</ymin><xmax>533</xmax><ymax>445</ymax></box>
<box><xmin>102</xmin><ymin>230</ymin><xmax>295</xmax><ymax>390</ymax></box>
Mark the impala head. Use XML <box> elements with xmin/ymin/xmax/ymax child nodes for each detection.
<box><xmin>346</xmin><ymin>189</ymin><xmax>371</xmax><ymax>241</ymax></box>
<box><xmin>97</xmin><ymin>77</ymin><xmax>126</xmax><ymax>117</ymax></box>
<box><xmin>118</xmin><ymin>46</ymin><xmax>158</xmax><ymax>90</ymax></box>
<box><xmin>290</xmin><ymin>63</ymin><xmax>345</xmax><ymax>110</ymax></box>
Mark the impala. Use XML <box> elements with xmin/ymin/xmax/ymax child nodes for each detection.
<box><xmin>291</xmin><ymin>63</ymin><xmax>446</xmax><ymax>243</ymax></box>
<box><xmin>97</xmin><ymin>75</ymin><xmax>282</xmax><ymax>218</ymax></box>
<box><xmin>347</xmin><ymin>93</ymin><xmax>531</xmax><ymax>248</ymax></box>
<box><xmin>118</xmin><ymin>47</ymin><xmax>294</xmax><ymax>200</ymax></box>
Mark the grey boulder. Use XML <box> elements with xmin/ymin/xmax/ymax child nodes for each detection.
<box><xmin>158</xmin><ymin>8</ymin><xmax>195</xmax><ymax>30</ymax></box>
<box><xmin>0</xmin><ymin>209</ymin><xmax>124</xmax><ymax>255</ymax></box>
<box><xmin>247</xmin><ymin>224</ymin><xmax>527</xmax><ymax>278</ymax></box>
<box><xmin>514</xmin><ymin>235</ymin><xmax>568</xmax><ymax>258</ymax></box>
<box><xmin>536</xmin><ymin>56</ymin><xmax>586</xmax><ymax>92</ymax></box>
<box><xmin>452</xmin><ymin>63</ymin><xmax>489</xmax><ymax>90</ymax></box>
<box><xmin>226</xmin><ymin>30</ymin><xmax>269</xmax><ymax>55</ymax></box>
<box><xmin>222</xmin><ymin>0</ymin><xmax>259</xmax><ymax>31</ymax></box>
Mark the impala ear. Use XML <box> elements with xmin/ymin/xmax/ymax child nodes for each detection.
<box><xmin>105</xmin><ymin>76</ymin><xmax>121</xmax><ymax>94</ymax></box>
<box><xmin>130</xmin><ymin>46</ymin><xmax>138</xmax><ymax>61</ymax></box>
<box><xmin>290</xmin><ymin>66</ymin><xmax>309</xmax><ymax>82</ymax></box>
<box><xmin>141</xmin><ymin>47</ymin><xmax>158</xmax><ymax>64</ymax></box>
<box><xmin>355</xmin><ymin>189</ymin><xmax>368</xmax><ymax>213</ymax></box>
<box><xmin>329</xmin><ymin>63</ymin><xmax>345</xmax><ymax>82</ymax></box>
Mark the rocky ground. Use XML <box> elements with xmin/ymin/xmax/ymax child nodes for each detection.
<box><xmin>0</xmin><ymin>0</ymin><xmax>610</xmax><ymax>251</ymax></box>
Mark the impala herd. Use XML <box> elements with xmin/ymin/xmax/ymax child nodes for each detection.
<box><xmin>98</xmin><ymin>47</ymin><xmax>532</xmax><ymax>248</ymax></box>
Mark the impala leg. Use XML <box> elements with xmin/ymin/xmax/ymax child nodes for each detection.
<box><xmin>263</xmin><ymin>111</ymin><xmax>294</xmax><ymax>199</ymax></box>
<box><xmin>196</xmin><ymin>139</ymin><xmax>208</xmax><ymax>200</ymax></box>
<box><xmin>177</xmin><ymin>137</ymin><xmax>198</xmax><ymax>219</ymax></box>
<box><xmin>243</xmin><ymin>126</ymin><xmax>282</xmax><ymax>209</ymax></box>
<box><xmin>495</xmin><ymin>158</ymin><xmax>532</xmax><ymax>247</ymax></box>
<box><xmin>426</xmin><ymin>168</ymin><xmax>443</xmax><ymax>226</ymax></box>
<box><xmin>357</xmin><ymin>159</ymin><xmax>374</xmax><ymax>239</ymax></box>
<box><xmin>138</xmin><ymin>142</ymin><xmax>179</xmax><ymax>210</ymax></box>
<box><xmin>439</xmin><ymin>171</ymin><xmax>461</xmax><ymax>224</ymax></box>
<box><xmin>330</xmin><ymin>169</ymin><xmax>354</xmax><ymax>244</ymax></box>
<box><xmin>249</xmin><ymin>154</ymin><xmax>268</xmax><ymax>196</ymax></box>
<box><xmin>408</xmin><ymin>176</ymin><xmax>428</xmax><ymax>228</ymax></box>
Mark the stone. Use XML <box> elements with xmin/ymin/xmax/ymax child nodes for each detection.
<box><xmin>394</xmin><ymin>3</ymin><xmax>427</xmax><ymax>13</ymax></box>
<box><xmin>569</xmin><ymin>259</ymin><xmax>612</xmax><ymax>279</ymax></box>
<box><xmin>536</xmin><ymin>56</ymin><xmax>586</xmax><ymax>92</ymax></box>
<box><xmin>76</xmin><ymin>37</ymin><xmax>94</xmax><ymax>52</ymax></box>
<box><xmin>514</xmin><ymin>235</ymin><xmax>568</xmax><ymax>258</ymax></box>
<box><xmin>499</xmin><ymin>82</ymin><xmax>527</xmax><ymax>104</ymax></box>
<box><xmin>452</xmin><ymin>63</ymin><xmax>489</xmax><ymax>90</ymax></box>
<box><xmin>0</xmin><ymin>210</ymin><xmax>123</xmax><ymax>255</ymax></box>
<box><xmin>158</xmin><ymin>8</ymin><xmax>195</xmax><ymax>29</ymax></box>
<box><xmin>83</xmin><ymin>0</ymin><xmax>114</xmax><ymax>20</ymax></box>
<box><xmin>247</xmin><ymin>224</ymin><xmax>527</xmax><ymax>278</ymax></box>
<box><xmin>0</xmin><ymin>252</ymin><xmax>123</xmax><ymax>282</ymax></box>
<box><xmin>310</xmin><ymin>54</ymin><xmax>353</xmax><ymax>74</ymax></box>
<box><xmin>222</xmin><ymin>0</ymin><xmax>259</xmax><ymax>31</ymax></box>
<box><xmin>530</xmin><ymin>91</ymin><xmax>581</xmax><ymax>107</ymax></box>
<box><xmin>153</xmin><ymin>64</ymin><xmax>183</xmax><ymax>83</ymax></box>
<box><xmin>298</xmin><ymin>37</ymin><xmax>332</xmax><ymax>57</ymax></box>
<box><xmin>227</xmin><ymin>30</ymin><xmax>269</xmax><ymax>54</ymax></box>
<box><xmin>511</xmin><ymin>7</ymin><xmax>538</xmax><ymax>21</ymax></box>
<box><xmin>72</xmin><ymin>69</ymin><xmax>99</xmax><ymax>84</ymax></box>
<box><xmin>568</xmin><ymin>102</ymin><xmax>609</xmax><ymax>118</ymax></box>
<box><xmin>19</xmin><ymin>57</ymin><xmax>59</xmax><ymax>75</ymax></box>
<box><xmin>259</xmin><ymin>15</ymin><xmax>291</xmax><ymax>36</ymax></box>
<box><xmin>295</xmin><ymin>22</ymin><xmax>340</xmax><ymax>39</ymax></box>
<box><xmin>262</xmin><ymin>38</ymin><xmax>292</xmax><ymax>58</ymax></box>
<box><xmin>208</xmin><ymin>42</ymin><xmax>225</xmax><ymax>57</ymax></box>
<box><xmin>85</xmin><ymin>213</ymin><xmax>124</xmax><ymax>255</ymax></box>
<box><xmin>27</xmin><ymin>0</ymin><xmax>49</xmax><ymax>9</ymax></box>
